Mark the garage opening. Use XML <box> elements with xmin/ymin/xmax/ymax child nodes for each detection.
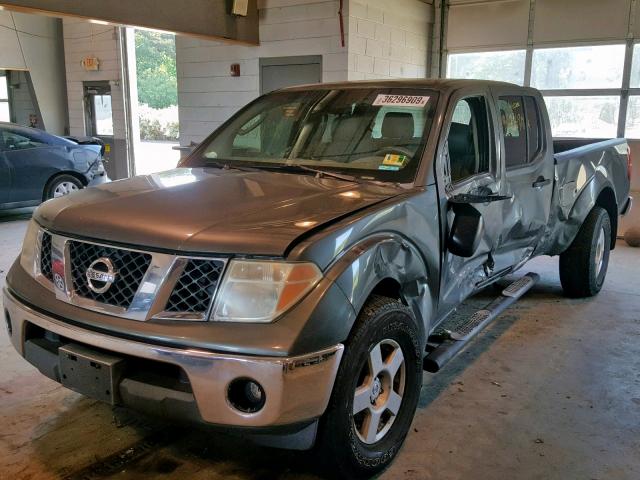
<box><xmin>130</xmin><ymin>28</ymin><xmax>180</xmax><ymax>175</ymax></box>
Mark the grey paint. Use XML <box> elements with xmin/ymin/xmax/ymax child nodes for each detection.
<box><xmin>6</xmin><ymin>79</ymin><xmax>632</xmax><ymax>359</ymax></box>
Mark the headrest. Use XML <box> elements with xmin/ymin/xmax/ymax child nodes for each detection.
<box><xmin>381</xmin><ymin>112</ymin><xmax>414</xmax><ymax>139</ymax></box>
<box><xmin>333</xmin><ymin>115</ymin><xmax>365</xmax><ymax>142</ymax></box>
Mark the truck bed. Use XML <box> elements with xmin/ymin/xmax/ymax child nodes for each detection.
<box><xmin>553</xmin><ymin>138</ymin><xmax>612</xmax><ymax>154</ymax></box>
<box><xmin>542</xmin><ymin>137</ymin><xmax>630</xmax><ymax>256</ymax></box>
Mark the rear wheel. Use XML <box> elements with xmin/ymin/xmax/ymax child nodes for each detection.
<box><xmin>316</xmin><ymin>295</ymin><xmax>423</xmax><ymax>479</ymax></box>
<box><xmin>559</xmin><ymin>206</ymin><xmax>611</xmax><ymax>297</ymax></box>
<box><xmin>45</xmin><ymin>174</ymin><xmax>83</xmax><ymax>200</ymax></box>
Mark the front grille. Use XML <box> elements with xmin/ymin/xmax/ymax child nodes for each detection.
<box><xmin>69</xmin><ymin>241</ymin><xmax>152</xmax><ymax>309</ymax></box>
<box><xmin>40</xmin><ymin>232</ymin><xmax>53</xmax><ymax>281</ymax></box>
<box><xmin>165</xmin><ymin>259</ymin><xmax>225</xmax><ymax>313</ymax></box>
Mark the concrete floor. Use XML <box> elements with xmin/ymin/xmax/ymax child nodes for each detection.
<box><xmin>1</xmin><ymin>209</ymin><xmax>639</xmax><ymax>480</ymax></box>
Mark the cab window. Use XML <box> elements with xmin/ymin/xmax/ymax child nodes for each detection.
<box><xmin>498</xmin><ymin>96</ymin><xmax>527</xmax><ymax>168</ymax></box>
<box><xmin>446</xmin><ymin>96</ymin><xmax>491</xmax><ymax>184</ymax></box>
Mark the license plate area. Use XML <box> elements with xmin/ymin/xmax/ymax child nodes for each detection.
<box><xmin>59</xmin><ymin>343</ymin><xmax>125</xmax><ymax>404</ymax></box>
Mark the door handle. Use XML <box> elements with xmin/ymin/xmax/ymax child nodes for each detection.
<box><xmin>532</xmin><ymin>177</ymin><xmax>551</xmax><ymax>189</ymax></box>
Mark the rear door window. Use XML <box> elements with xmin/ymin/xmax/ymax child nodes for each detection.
<box><xmin>498</xmin><ymin>96</ymin><xmax>527</xmax><ymax>168</ymax></box>
<box><xmin>0</xmin><ymin>129</ymin><xmax>45</xmax><ymax>151</ymax></box>
<box><xmin>524</xmin><ymin>96</ymin><xmax>542</xmax><ymax>162</ymax></box>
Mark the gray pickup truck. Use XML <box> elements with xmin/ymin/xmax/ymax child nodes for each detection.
<box><xmin>3</xmin><ymin>80</ymin><xmax>632</xmax><ymax>478</ymax></box>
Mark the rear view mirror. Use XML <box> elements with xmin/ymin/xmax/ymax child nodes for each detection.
<box><xmin>448</xmin><ymin>203</ymin><xmax>484</xmax><ymax>258</ymax></box>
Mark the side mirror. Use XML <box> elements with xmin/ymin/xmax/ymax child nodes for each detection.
<box><xmin>447</xmin><ymin>202</ymin><xmax>484</xmax><ymax>258</ymax></box>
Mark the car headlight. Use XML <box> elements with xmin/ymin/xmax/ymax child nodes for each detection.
<box><xmin>211</xmin><ymin>260</ymin><xmax>322</xmax><ymax>323</ymax></box>
<box><xmin>19</xmin><ymin>220</ymin><xmax>40</xmax><ymax>277</ymax></box>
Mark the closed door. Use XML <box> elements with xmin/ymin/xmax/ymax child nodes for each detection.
<box><xmin>260</xmin><ymin>56</ymin><xmax>322</xmax><ymax>94</ymax></box>
<box><xmin>1</xmin><ymin>128</ymin><xmax>55</xmax><ymax>203</ymax></box>
<box><xmin>492</xmin><ymin>91</ymin><xmax>554</xmax><ymax>265</ymax></box>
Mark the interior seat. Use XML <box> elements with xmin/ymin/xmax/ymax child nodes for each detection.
<box><xmin>447</xmin><ymin>122</ymin><xmax>476</xmax><ymax>181</ymax></box>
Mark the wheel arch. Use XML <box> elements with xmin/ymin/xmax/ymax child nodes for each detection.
<box><xmin>547</xmin><ymin>172</ymin><xmax>618</xmax><ymax>256</ymax></box>
<box><xmin>42</xmin><ymin>171</ymin><xmax>88</xmax><ymax>201</ymax></box>
<box><xmin>325</xmin><ymin>233</ymin><xmax>434</xmax><ymax>348</ymax></box>
<box><xmin>594</xmin><ymin>186</ymin><xmax>618</xmax><ymax>249</ymax></box>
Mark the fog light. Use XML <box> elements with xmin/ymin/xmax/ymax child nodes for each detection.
<box><xmin>4</xmin><ymin>310</ymin><xmax>12</xmax><ymax>336</ymax></box>
<box><xmin>227</xmin><ymin>378</ymin><xmax>266</xmax><ymax>413</ymax></box>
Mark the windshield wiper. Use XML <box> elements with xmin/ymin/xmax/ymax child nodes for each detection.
<box><xmin>201</xmin><ymin>160</ymin><xmax>259</xmax><ymax>173</ymax></box>
<box><xmin>257</xmin><ymin>164</ymin><xmax>360</xmax><ymax>183</ymax></box>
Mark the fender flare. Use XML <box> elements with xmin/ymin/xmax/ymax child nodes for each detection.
<box><xmin>549</xmin><ymin>171</ymin><xmax>617</xmax><ymax>255</ymax></box>
<box><xmin>323</xmin><ymin>232</ymin><xmax>434</xmax><ymax>345</ymax></box>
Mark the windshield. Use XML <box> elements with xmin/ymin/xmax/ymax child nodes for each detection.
<box><xmin>183</xmin><ymin>87</ymin><xmax>439</xmax><ymax>183</ymax></box>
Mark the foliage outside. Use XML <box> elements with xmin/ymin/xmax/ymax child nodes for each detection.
<box><xmin>135</xmin><ymin>30</ymin><xmax>179</xmax><ymax>141</ymax></box>
<box><xmin>138</xmin><ymin>104</ymin><xmax>179</xmax><ymax>141</ymax></box>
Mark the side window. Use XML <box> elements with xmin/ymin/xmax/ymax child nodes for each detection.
<box><xmin>524</xmin><ymin>96</ymin><xmax>542</xmax><ymax>162</ymax></box>
<box><xmin>447</xmin><ymin>96</ymin><xmax>491</xmax><ymax>184</ymax></box>
<box><xmin>498</xmin><ymin>96</ymin><xmax>527</xmax><ymax>168</ymax></box>
<box><xmin>2</xmin><ymin>130</ymin><xmax>45</xmax><ymax>151</ymax></box>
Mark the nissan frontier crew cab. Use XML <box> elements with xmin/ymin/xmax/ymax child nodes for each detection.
<box><xmin>4</xmin><ymin>80</ymin><xmax>632</xmax><ymax>478</ymax></box>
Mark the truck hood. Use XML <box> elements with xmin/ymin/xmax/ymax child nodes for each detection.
<box><xmin>35</xmin><ymin>167</ymin><xmax>401</xmax><ymax>256</ymax></box>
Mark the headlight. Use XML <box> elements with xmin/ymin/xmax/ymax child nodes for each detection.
<box><xmin>19</xmin><ymin>220</ymin><xmax>40</xmax><ymax>276</ymax></box>
<box><xmin>211</xmin><ymin>260</ymin><xmax>322</xmax><ymax>323</ymax></box>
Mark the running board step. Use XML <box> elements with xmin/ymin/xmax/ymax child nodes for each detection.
<box><xmin>423</xmin><ymin>272</ymin><xmax>539</xmax><ymax>373</ymax></box>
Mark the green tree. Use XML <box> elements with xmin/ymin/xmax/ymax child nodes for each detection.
<box><xmin>135</xmin><ymin>30</ymin><xmax>177</xmax><ymax>109</ymax></box>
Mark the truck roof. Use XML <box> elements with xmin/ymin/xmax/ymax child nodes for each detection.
<box><xmin>280</xmin><ymin>78</ymin><xmax>523</xmax><ymax>93</ymax></box>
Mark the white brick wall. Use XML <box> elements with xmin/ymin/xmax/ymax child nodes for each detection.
<box><xmin>62</xmin><ymin>19</ymin><xmax>126</xmax><ymax>139</ymax></box>
<box><xmin>176</xmin><ymin>0</ymin><xmax>348</xmax><ymax>146</ymax></box>
<box><xmin>348</xmin><ymin>0</ymin><xmax>432</xmax><ymax>80</ymax></box>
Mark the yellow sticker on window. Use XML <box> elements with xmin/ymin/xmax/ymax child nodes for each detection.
<box><xmin>382</xmin><ymin>154</ymin><xmax>408</xmax><ymax>167</ymax></box>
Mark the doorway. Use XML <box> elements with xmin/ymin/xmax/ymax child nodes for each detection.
<box><xmin>130</xmin><ymin>28</ymin><xmax>180</xmax><ymax>175</ymax></box>
<box><xmin>83</xmin><ymin>81</ymin><xmax>115</xmax><ymax>174</ymax></box>
<box><xmin>260</xmin><ymin>56</ymin><xmax>322</xmax><ymax>94</ymax></box>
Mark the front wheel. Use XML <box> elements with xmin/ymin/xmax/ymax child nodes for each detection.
<box><xmin>559</xmin><ymin>206</ymin><xmax>611</xmax><ymax>297</ymax></box>
<box><xmin>316</xmin><ymin>295</ymin><xmax>423</xmax><ymax>479</ymax></box>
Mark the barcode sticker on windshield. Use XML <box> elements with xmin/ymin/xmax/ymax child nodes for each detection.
<box><xmin>373</xmin><ymin>94</ymin><xmax>430</xmax><ymax>107</ymax></box>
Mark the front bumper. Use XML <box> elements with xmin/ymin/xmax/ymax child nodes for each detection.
<box><xmin>87</xmin><ymin>171</ymin><xmax>110</xmax><ymax>187</ymax></box>
<box><xmin>3</xmin><ymin>288</ymin><xmax>343</xmax><ymax>428</ymax></box>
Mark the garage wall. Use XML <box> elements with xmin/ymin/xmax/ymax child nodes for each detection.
<box><xmin>348</xmin><ymin>0</ymin><xmax>432</xmax><ymax>80</ymax></box>
<box><xmin>447</xmin><ymin>0</ymin><xmax>529</xmax><ymax>51</ymax></box>
<box><xmin>0</xmin><ymin>11</ymin><xmax>67</xmax><ymax>135</ymax></box>
<box><xmin>447</xmin><ymin>0</ymin><xmax>632</xmax><ymax>52</ymax></box>
<box><xmin>62</xmin><ymin>19</ymin><xmax>125</xmax><ymax>138</ymax></box>
<box><xmin>176</xmin><ymin>0</ymin><xmax>348</xmax><ymax>147</ymax></box>
<box><xmin>62</xmin><ymin>18</ymin><xmax>129</xmax><ymax>179</ymax></box>
<box><xmin>7</xmin><ymin>71</ymin><xmax>39</xmax><ymax>127</ymax></box>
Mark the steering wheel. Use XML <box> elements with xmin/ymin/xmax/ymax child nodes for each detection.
<box><xmin>374</xmin><ymin>146</ymin><xmax>414</xmax><ymax>158</ymax></box>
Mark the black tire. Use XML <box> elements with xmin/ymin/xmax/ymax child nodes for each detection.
<box><xmin>44</xmin><ymin>174</ymin><xmax>84</xmax><ymax>201</ymax></box>
<box><xmin>559</xmin><ymin>206</ymin><xmax>611</xmax><ymax>298</ymax></box>
<box><xmin>316</xmin><ymin>295</ymin><xmax>423</xmax><ymax>479</ymax></box>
